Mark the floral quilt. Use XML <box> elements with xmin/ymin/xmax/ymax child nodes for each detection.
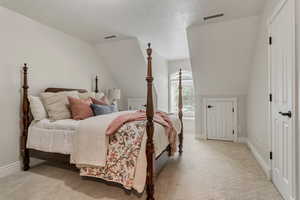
<box><xmin>80</xmin><ymin>121</ymin><xmax>146</xmax><ymax>190</ymax></box>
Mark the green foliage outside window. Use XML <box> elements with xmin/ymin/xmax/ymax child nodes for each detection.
<box><xmin>170</xmin><ymin>71</ymin><xmax>195</xmax><ymax>117</ymax></box>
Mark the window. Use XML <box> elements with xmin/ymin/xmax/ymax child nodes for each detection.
<box><xmin>169</xmin><ymin>71</ymin><xmax>195</xmax><ymax>118</ymax></box>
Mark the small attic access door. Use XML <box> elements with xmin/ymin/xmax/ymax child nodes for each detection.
<box><xmin>204</xmin><ymin>98</ymin><xmax>237</xmax><ymax>142</ymax></box>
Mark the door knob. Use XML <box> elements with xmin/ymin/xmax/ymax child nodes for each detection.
<box><xmin>279</xmin><ymin>111</ymin><xmax>292</xmax><ymax>118</ymax></box>
<box><xmin>207</xmin><ymin>105</ymin><xmax>213</xmax><ymax>109</ymax></box>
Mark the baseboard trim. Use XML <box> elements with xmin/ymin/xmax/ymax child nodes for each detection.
<box><xmin>0</xmin><ymin>161</ymin><xmax>21</xmax><ymax>178</ymax></box>
<box><xmin>195</xmin><ymin>135</ymin><xmax>201</xmax><ymax>140</ymax></box>
<box><xmin>247</xmin><ymin>140</ymin><xmax>271</xmax><ymax>180</ymax></box>
<box><xmin>195</xmin><ymin>134</ymin><xmax>207</xmax><ymax>140</ymax></box>
<box><xmin>0</xmin><ymin>158</ymin><xmax>45</xmax><ymax>178</ymax></box>
<box><xmin>237</xmin><ymin>137</ymin><xmax>247</xmax><ymax>143</ymax></box>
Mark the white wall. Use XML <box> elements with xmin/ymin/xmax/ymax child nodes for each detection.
<box><xmin>246</xmin><ymin>0</ymin><xmax>280</xmax><ymax>164</ymax></box>
<box><xmin>151</xmin><ymin>50</ymin><xmax>169</xmax><ymax>112</ymax></box>
<box><xmin>168</xmin><ymin>59</ymin><xmax>192</xmax><ymax>75</ymax></box>
<box><xmin>97</xmin><ymin>39</ymin><xmax>169</xmax><ymax>111</ymax></box>
<box><xmin>0</xmin><ymin>6</ymin><xmax>118</xmax><ymax>168</ymax></box>
<box><xmin>295</xmin><ymin>0</ymin><xmax>300</xmax><ymax>196</ymax></box>
<box><xmin>187</xmin><ymin>16</ymin><xmax>259</xmax><ymax>139</ymax></box>
<box><xmin>96</xmin><ymin>39</ymin><xmax>143</xmax><ymax>109</ymax></box>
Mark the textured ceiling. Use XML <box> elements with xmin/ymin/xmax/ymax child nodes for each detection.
<box><xmin>0</xmin><ymin>0</ymin><xmax>266</xmax><ymax>59</ymax></box>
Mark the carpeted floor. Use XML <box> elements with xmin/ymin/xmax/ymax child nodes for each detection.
<box><xmin>0</xmin><ymin>134</ymin><xmax>283</xmax><ymax>200</ymax></box>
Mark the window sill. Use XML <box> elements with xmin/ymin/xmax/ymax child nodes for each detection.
<box><xmin>183</xmin><ymin>117</ymin><xmax>195</xmax><ymax>120</ymax></box>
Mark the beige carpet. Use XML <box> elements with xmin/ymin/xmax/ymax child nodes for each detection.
<box><xmin>0</xmin><ymin>134</ymin><xmax>283</xmax><ymax>200</ymax></box>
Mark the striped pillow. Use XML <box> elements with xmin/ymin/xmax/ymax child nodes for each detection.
<box><xmin>40</xmin><ymin>91</ymin><xmax>79</xmax><ymax>120</ymax></box>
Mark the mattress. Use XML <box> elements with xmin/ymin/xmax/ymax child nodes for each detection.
<box><xmin>27</xmin><ymin>119</ymin><xmax>79</xmax><ymax>154</ymax></box>
<box><xmin>27</xmin><ymin>115</ymin><xmax>180</xmax><ymax>157</ymax></box>
<box><xmin>32</xmin><ymin>119</ymin><xmax>80</xmax><ymax>130</ymax></box>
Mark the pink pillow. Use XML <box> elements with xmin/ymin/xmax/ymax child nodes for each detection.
<box><xmin>68</xmin><ymin>97</ymin><xmax>93</xmax><ymax>120</ymax></box>
<box><xmin>91</xmin><ymin>96</ymin><xmax>110</xmax><ymax>105</ymax></box>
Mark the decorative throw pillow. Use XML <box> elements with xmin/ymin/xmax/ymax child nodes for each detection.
<box><xmin>40</xmin><ymin>91</ymin><xmax>79</xmax><ymax>120</ymax></box>
<box><xmin>91</xmin><ymin>97</ymin><xmax>109</xmax><ymax>105</ymax></box>
<box><xmin>91</xmin><ymin>104</ymin><xmax>117</xmax><ymax>116</ymax></box>
<box><xmin>68</xmin><ymin>97</ymin><xmax>93</xmax><ymax>120</ymax></box>
<box><xmin>78</xmin><ymin>92</ymin><xmax>96</xmax><ymax>100</ymax></box>
<box><xmin>28</xmin><ymin>95</ymin><xmax>48</xmax><ymax>120</ymax></box>
<box><xmin>95</xmin><ymin>92</ymin><xmax>105</xmax><ymax>100</ymax></box>
<box><xmin>111</xmin><ymin>103</ymin><xmax>119</xmax><ymax>112</ymax></box>
<box><xmin>100</xmin><ymin>96</ymin><xmax>110</xmax><ymax>105</ymax></box>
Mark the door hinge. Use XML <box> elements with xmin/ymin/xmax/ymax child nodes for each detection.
<box><xmin>270</xmin><ymin>152</ymin><xmax>273</xmax><ymax>160</ymax></box>
<box><xmin>269</xmin><ymin>93</ymin><xmax>273</xmax><ymax>102</ymax></box>
<box><xmin>269</xmin><ymin>36</ymin><xmax>272</xmax><ymax>45</ymax></box>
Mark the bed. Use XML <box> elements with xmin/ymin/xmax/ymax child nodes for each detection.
<box><xmin>20</xmin><ymin>43</ymin><xmax>184</xmax><ymax>200</ymax></box>
<box><xmin>27</xmin><ymin>114</ymin><xmax>180</xmax><ymax>157</ymax></box>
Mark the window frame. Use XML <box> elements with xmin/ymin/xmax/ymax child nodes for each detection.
<box><xmin>169</xmin><ymin>71</ymin><xmax>195</xmax><ymax>118</ymax></box>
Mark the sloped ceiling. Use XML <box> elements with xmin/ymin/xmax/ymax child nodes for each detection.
<box><xmin>187</xmin><ymin>16</ymin><xmax>260</xmax><ymax>95</ymax></box>
<box><xmin>0</xmin><ymin>0</ymin><xmax>266</xmax><ymax>59</ymax></box>
<box><xmin>96</xmin><ymin>39</ymin><xmax>147</xmax><ymax>99</ymax></box>
<box><xmin>96</xmin><ymin>38</ymin><xmax>169</xmax><ymax>111</ymax></box>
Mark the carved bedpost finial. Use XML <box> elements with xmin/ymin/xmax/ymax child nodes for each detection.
<box><xmin>95</xmin><ymin>75</ymin><xmax>99</xmax><ymax>93</ymax></box>
<box><xmin>146</xmin><ymin>42</ymin><xmax>155</xmax><ymax>200</ymax></box>
<box><xmin>147</xmin><ymin>43</ymin><xmax>152</xmax><ymax>58</ymax></box>
<box><xmin>146</xmin><ymin>43</ymin><xmax>153</xmax><ymax>81</ymax></box>
<box><xmin>23</xmin><ymin>63</ymin><xmax>28</xmax><ymax>89</ymax></box>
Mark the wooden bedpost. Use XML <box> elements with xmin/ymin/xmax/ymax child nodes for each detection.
<box><xmin>95</xmin><ymin>75</ymin><xmax>99</xmax><ymax>93</ymax></box>
<box><xmin>178</xmin><ymin>69</ymin><xmax>184</xmax><ymax>155</ymax></box>
<box><xmin>21</xmin><ymin>63</ymin><xmax>30</xmax><ymax>170</ymax></box>
<box><xmin>145</xmin><ymin>43</ymin><xmax>155</xmax><ymax>200</ymax></box>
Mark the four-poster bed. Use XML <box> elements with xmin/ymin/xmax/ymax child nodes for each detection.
<box><xmin>20</xmin><ymin>43</ymin><xmax>183</xmax><ymax>200</ymax></box>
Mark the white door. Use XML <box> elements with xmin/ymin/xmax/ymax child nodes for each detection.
<box><xmin>205</xmin><ymin>99</ymin><xmax>236</xmax><ymax>141</ymax></box>
<box><xmin>270</xmin><ymin>0</ymin><xmax>295</xmax><ymax>199</ymax></box>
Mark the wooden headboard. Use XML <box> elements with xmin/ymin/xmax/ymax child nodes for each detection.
<box><xmin>45</xmin><ymin>88</ymin><xmax>88</xmax><ymax>93</ymax></box>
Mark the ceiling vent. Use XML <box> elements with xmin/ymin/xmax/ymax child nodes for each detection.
<box><xmin>104</xmin><ymin>35</ymin><xmax>117</xmax><ymax>40</ymax></box>
<box><xmin>203</xmin><ymin>13</ymin><xmax>224</xmax><ymax>21</ymax></box>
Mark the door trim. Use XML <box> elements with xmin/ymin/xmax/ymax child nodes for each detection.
<box><xmin>203</xmin><ymin>97</ymin><xmax>238</xmax><ymax>142</ymax></box>
<box><xmin>267</xmin><ymin>0</ymin><xmax>296</xmax><ymax>199</ymax></box>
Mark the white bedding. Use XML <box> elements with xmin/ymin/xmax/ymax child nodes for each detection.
<box><xmin>31</xmin><ymin>119</ymin><xmax>79</xmax><ymax>130</ymax></box>
<box><xmin>27</xmin><ymin>112</ymin><xmax>180</xmax><ymax>193</ymax></box>
<box><xmin>27</xmin><ymin>113</ymin><xmax>180</xmax><ymax>157</ymax></box>
<box><xmin>27</xmin><ymin>119</ymin><xmax>79</xmax><ymax>154</ymax></box>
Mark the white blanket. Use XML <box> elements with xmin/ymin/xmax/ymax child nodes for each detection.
<box><xmin>71</xmin><ymin>111</ymin><xmax>180</xmax><ymax>192</ymax></box>
<box><xmin>71</xmin><ymin>111</ymin><xmax>132</xmax><ymax>167</ymax></box>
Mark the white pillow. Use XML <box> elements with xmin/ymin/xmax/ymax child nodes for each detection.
<box><xmin>95</xmin><ymin>92</ymin><xmax>105</xmax><ymax>100</ymax></box>
<box><xmin>28</xmin><ymin>96</ymin><xmax>47</xmax><ymax>120</ymax></box>
<box><xmin>78</xmin><ymin>92</ymin><xmax>96</xmax><ymax>100</ymax></box>
<box><xmin>78</xmin><ymin>92</ymin><xmax>105</xmax><ymax>101</ymax></box>
<box><xmin>40</xmin><ymin>91</ymin><xmax>79</xmax><ymax>120</ymax></box>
